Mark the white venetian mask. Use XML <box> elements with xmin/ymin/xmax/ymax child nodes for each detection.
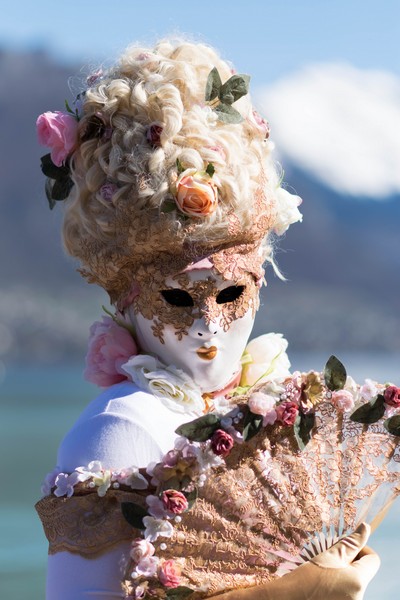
<box><xmin>127</xmin><ymin>267</ymin><xmax>259</xmax><ymax>393</ymax></box>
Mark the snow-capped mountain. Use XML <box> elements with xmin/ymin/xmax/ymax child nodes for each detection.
<box><xmin>256</xmin><ymin>62</ymin><xmax>400</xmax><ymax>198</ymax></box>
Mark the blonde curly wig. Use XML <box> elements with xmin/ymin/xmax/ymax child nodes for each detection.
<box><xmin>59</xmin><ymin>39</ymin><xmax>301</xmax><ymax>304</ymax></box>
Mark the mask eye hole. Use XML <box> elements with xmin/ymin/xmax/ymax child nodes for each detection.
<box><xmin>161</xmin><ymin>289</ymin><xmax>194</xmax><ymax>307</ymax></box>
<box><xmin>216</xmin><ymin>285</ymin><xmax>245</xmax><ymax>304</ymax></box>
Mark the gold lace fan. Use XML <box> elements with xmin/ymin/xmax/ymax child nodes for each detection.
<box><xmin>139</xmin><ymin>365</ymin><xmax>400</xmax><ymax>597</ymax></box>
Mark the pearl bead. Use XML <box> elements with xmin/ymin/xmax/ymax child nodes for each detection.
<box><xmin>88</xmin><ymin>481</ymin><xmax>95</xmax><ymax>489</ymax></box>
<box><xmin>160</xmin><ymin>543</ymin><xmax>167</xmax><ymax>550</ymax></box>
<box><xmin>174</xmin><ymin>516</ymin><xmax>182</xmax><ymax>523</ymax></box>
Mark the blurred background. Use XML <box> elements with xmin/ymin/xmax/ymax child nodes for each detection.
<box><xmin>1</xmin><ymin>1</ymin><xmax>399</xmax><ymax>598</ymax></box>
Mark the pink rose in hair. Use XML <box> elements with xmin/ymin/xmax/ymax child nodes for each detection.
<box><xmin>100</xmin><ymin>182</ymin><xmax>118</xmax><ymax>201</ymax></box>
<box><xmin>36</xmin><ymin>111</ymin><xmax>78</xmax><ymax>166</ymax></box>
<box><xmin>84</xmin><ymin>316</ymin><xmax>138</xmax><ymax>387</ymax></box>
<box><xmin>161</xmin><ymin>489</ymin><xmax>188</xmax><ymax>514</ymax></box>
<box><xmin>210</xmin><ymin>429</ymin><xmax>234</xmax><ymax>457</ymax></box>
<box><xmin>174</xmin><ymin>168</ymin><xmax>218</xmax><ymax>217</ymax></box>
<box><xmin>146</xmin><ymin>122</ymin><xmax>163</xmax><ymax>147</ymax></box>
<box><xmin>384</xmin><ymin>385</ymin><xmax>400</xmax><ymax>407</ymax></box>
<box><xmin>276</xmin><ymin>401</ymin><xmax>299</xmax><ymax>426</ymax></box>
<box><xmin>251</xmin><ymin>110</ymin><xmax>270</xmax><ymax>139</ymax></box>
<box><xmin>157</xmin><ymin>560</ymin><xmax>181</xmax><ymax>588</ymax></box>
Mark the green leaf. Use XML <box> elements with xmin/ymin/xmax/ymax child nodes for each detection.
<box><xmin>121</xmin><ymin>502</ymin><xmax>148</xmax><ymax>530</ymax></box>
<box><xmin>384</xmin><ymin>415</ymin><xmax>400</xmax><ymax>436</ymax></box>
<box><xmin>324</xmin><ymin>355</ymin><xmax>347</xmax><ymax>391</ymax></box>
<box><xmin>294</xmin><ymin>412</ymin><xmax>315</xmax><ymax>451</ymax></box>
<box><xmin>242</xmin><ymin>408</ymin><xmax>263</xmax><ymax>442</ymax></box>
<box><xmin>51</xmin><ymin>176</ymin><xmax>74</xmax><ymax>200</ymax></box>
<box><xmin>231</xmin><ymin>385</ymin><xmax>250</xmax><ymax>397</ymax></box>
<box><xmin>350</xmin><ymin>395</ymin><xmax>386</xmax><ymax>424</ymax></box>
<box><xmin>205</xmin><ymin>163</ymin><xmax>215</xmax><ymax>178</ymax></box>
<box><xmin>176</xmin><ymin>158</ymin><xmax>184</xmax><ymax>174</ymax></box>
<box><xmin>175</xmin><ymin>414</ymin><xmax>220</xmax><ymax>442</ymax></box>
<box><xmin>219</xmin><ymin>74</ymin><xmax>250</xmax><ymax>104</ymax></box>
<box><xmin>205</xmin><ymin>67</ymin><xmax>222</xmax><ymax>101</ymax></box>
<box><xmin>65</xmin><ymin>99</ymin><xmax>74</xmax><ymax>114</ymax></box>
<box><xmin>166</xmin><ymin>586</ymin><xmax>194</xmax><ymax>600</ymax></box>
<box><xmin>161</xmin><ymin>201</ymin><xmax>177</xmax><ymax>214</ymax></box>
<box><xmin>214</xmin><ymin>103</ymin><xmax>243</xmax><ymax>124</ymax></box>
<box><xmin>40</xmin><ymin>153</ymin><xmax>69</xmax><ymax>179</ymax></box>
<box><xmin>45</xmin><ymin>179</ymin><xmax>56</xmax><ymax>209</ymax></box>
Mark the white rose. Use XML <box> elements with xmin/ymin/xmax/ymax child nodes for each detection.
<box><xmin>122</xmin><ymin>354</ymin><xmax>204</xmax><ymax>414</ymax></box>
<box><xmin>240</xmin><ymin>333</ymin><xmax>291</xmax><ymax>387</ymax></box>
<box><xmin>273</xmin><ymin>187</ymin><xmax>303</xmax><ymax>235</ymax></box>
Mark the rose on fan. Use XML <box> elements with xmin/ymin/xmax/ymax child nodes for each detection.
<box><xmin>384</xmin><ymin>385</ymin><xmax>400</xmax><ymax>408</ymax></box>
<box><xmin>273</xmin><ymin>187</ymin><xmax>303</xmax><ymax>236</ymax></box>
<box><xmin>210</xmin><ymin>429</ymin><xmax>234</xmax><ymax>457</ymax></box>
<box><xmin>84</xmin><ymin>316</ymin><xmax>138</xmax><ymax>387</ymax></box>
<box><xmin>36</xmin><ymin>111</ymin><xmax>79</xmax><ymax>166</ymax></box>
<box><xmin>276</xmin><ymin>401</ymin><xmax>299</xmax><ymax>426</ymax></box>
<box><xmin>157</xmin><ymin>559</ymin><xmax>181</xmax><ymax>588</ymax></box>
<box><xmin>332</xmin><ymin>389</ymin><xmax>355</xmax><ymax>412</ymax></box>
<box><xmin>248</xmin><ymin>392</ymin><xmax>277</xmax><ymax>426</ymax></box>
<box><xmin>130</xmin><ymin>539</ymin><xmax>155</xmax><ymax>563</ymax></box>
<box><xmin>240</xmin><ymin>333</ymin><xmax>291</xmax><ymax>388</ymax></box>
<box><xmin>161</xmin><ymin>489</ymin><xmax>188</xmax><ymax>514</ymax></box>
<box><xmin>173</xmin><ymin>167</ymin><xmax>219</xmax><ymax>217</ymax></box>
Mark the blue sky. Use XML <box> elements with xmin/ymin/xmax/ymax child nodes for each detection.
<box><xmin>2</xmin><ymin>0</ymin><xmax>400</xmax><ymax>84</ymax></box>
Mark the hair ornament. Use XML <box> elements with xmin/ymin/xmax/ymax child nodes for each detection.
<box><xmin>37</xmin><ymin>99</ymin><xmax>81</xmax><ymax>207</ymax></box>
<box><xmin>205</xmin><ymin>67</ymin><xmax>250</xmax><ymax>123</ymax></box>
<box><xmin>36</xmin><ymin>40</ymin><xmax>303</xmax><ymax>302</ymax></box>
<box><xmin>172</xmin><ymin>162</ymin><xmax>218</xmax><ymax>218</ymax></box>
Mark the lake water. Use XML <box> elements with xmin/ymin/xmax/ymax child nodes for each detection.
<box><xmin>1</xmin><ymin>354</ymin><xmax>399</xmax><ymax>599</ymax></box>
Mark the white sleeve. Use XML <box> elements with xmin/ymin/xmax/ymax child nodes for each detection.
<box><xmin>46</xmin><ymin>383</ymin><xmax>188</xmax><ymax>600</ymax></box>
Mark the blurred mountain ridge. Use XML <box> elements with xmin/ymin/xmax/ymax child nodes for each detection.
<box><xmin>1</xmin><ymin>48</ymin><xmax>399</xmax><ymax>364</ymax></box>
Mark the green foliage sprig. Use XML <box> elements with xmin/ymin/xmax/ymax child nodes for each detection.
<box><xmin>205</xmin><ymin>67</ymin><xmax>250</xmax><ymax>124</ymax></box>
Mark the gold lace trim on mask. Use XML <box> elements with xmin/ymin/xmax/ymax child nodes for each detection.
<box><xmin>35</xmin><ymin>489</ymin><xmax>147</xmax><ymax>558</ymax></box>
<box><xmin>132</xmin><ymin>264</ymin><xmax>259</xmax><ymax>344</ymax></box>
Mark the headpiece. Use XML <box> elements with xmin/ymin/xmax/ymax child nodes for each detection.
<box><xmin>37</xmin><ymin>40</ymin><xmax>302</xmax><ymax>305</ymax></box>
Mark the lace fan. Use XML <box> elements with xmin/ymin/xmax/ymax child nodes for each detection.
<box><xmin>122</xmin><ymin>357</ymin><xmax>400</xmax><ymax>598</ymax></box>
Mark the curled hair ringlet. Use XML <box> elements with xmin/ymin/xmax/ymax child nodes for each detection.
<box><xmin>60</xmin><ymin>38</ymin><xmax>302</xmax><ymax>304</ymax></box>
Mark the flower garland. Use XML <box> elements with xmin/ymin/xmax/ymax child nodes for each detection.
<box><xmin>83</xmin><ymin>312</ymin><xmax>291</xmax><ymax>401</ymax></box>
<box><xmin>41</xmin><ymin>355</ymin><xmax>400</xmax><ymax>599</ymax></box>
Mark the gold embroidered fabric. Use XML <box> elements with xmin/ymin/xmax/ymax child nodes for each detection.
<box><xmin>77</xmin><ymin>168</ymin><xmax>274</xmax><ymax>304</ymax></box>
<box><xmin>35</xmin><ymin>488</ymin><xmax>147</xmax><ymax>558</ymax></box>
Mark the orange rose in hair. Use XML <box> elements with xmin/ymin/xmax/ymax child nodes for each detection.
<box><xmin>174</xmin><ymin>168</ymin><xmax>218</xmax><ymax>217</ymax></box>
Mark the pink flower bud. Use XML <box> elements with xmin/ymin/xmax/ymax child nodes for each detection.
<box><xmin>84</xmin><ymin>316</ymin><xmax>138</xmax><ymax>387</ymax></box>
<box><xmin>384</xmin><ymin>385</ymin><xmax>400</xmax><ymax>407</ymax></box>
<box><xmin>36</xmin><ymin>111</ymin><xmax>78</xmax><ymax>166</ymax></box>
<box><xmin>146</xmin><ymin>122</ymin><xmax>163</xmax><ymax>147</ymax></box>
<box><xmin>157</xmin><ymin>559</ymin><xmax>181</xmax><ymax>588</ymax></box>
<box><xmin>276</xmin><ymin>401</ymin><xmax>299</xmax><ymax>426</ymax></box>
<box><xmin>210</xmin><ymin>429</ymin><xmax>234</xmax><ymax>457</ymax></box>
<box><xmin>161</xmin><ymin>489</ymin><xmax>188</xmax><ymax>514</ymax></box>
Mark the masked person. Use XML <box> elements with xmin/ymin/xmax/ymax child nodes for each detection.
<box><xmin>36</xmin><ymin>39</ymin><xmax>380</xmax><ymax>600</ymax></box>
